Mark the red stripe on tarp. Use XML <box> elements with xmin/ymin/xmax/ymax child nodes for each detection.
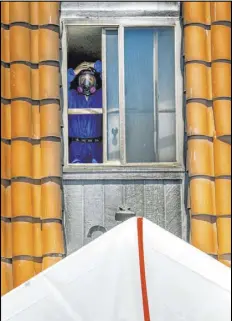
<box><xmin>137</xmin><ymin>217</ymin><xmax>150</xmax><ymax>321</ymax></box>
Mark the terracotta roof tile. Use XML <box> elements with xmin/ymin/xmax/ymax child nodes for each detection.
<box><xmin>184</xmin><ymin>1</ymin><xmax>231</xmax><ymax>267</ymax></box>
<box><xmin>1</xmin><ymin>1</ymin><xmax>64</xmax><ymax>295</ymax></box>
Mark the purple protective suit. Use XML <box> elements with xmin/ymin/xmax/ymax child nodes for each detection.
<box><xmin>68</xmin><ymin>61</ymin><xmax>102</xmax><ymax>164</ymax></box>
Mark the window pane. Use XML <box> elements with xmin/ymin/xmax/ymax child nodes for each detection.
<box><xmin>124</xmin><ymin>27</ymin><xmax>176</xmax><ymax>163</ymax></box>
<box><xmin>106</xmin><ymin>29</ymin><xmax>120</xmax><ymax>161</ymax></box>
<box><xmin>158</xmin><ymin>28</ymin><xmax>175</xmax><ymax>112</ymax></box>
<box><xmin>158</xmin><ymin>112</ymin><xmax>176</xmax><ymax>162</ymax></box>
<box><xmin>157</xmin><ymin>28</ymin><xmax>176</xmax><ymax>162</ymax></box>
<box><xmin>124</xmin><ymin>28</ymin><xmax>155</xmax><ymax>163</ymax></box>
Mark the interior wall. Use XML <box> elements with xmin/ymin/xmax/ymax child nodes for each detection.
<box><xmin>67</xmin><ymin>26</ymin><xmax>102</xmax><ymax>69</ymax></box>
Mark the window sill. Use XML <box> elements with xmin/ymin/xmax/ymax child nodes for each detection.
<box><xmin>62</xmin><ymin>163</ymin><xmax>185</xmax><ymax>180</ymax></box>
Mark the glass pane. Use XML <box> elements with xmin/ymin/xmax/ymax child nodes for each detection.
<box><xmin>158</xmin><ymin>112</ymin><xmax>176</xmax><ymax>162</ymax></box>
<box><xmin>124</xmin><ymin>27</ymin><xmax>176</xmax><ymax>163</ymax></box>
<box><xmin>157</xmin><ymin>27</ymin><xmax>176</xmax><ymax>162</ymax></box>
<box><xmin>124</xmin><ymin>28</ymin><xmax>155</xmax><ymax>163</ymax></box>
<box><xmin>106</xmin><ymin>30</ymin><xmax>120</xmax><ymax>161</ymax></box>
<box><xmin>157</xmin><ymin>28</ymin><xmax>175</xmax><ymax>112</ymax></box>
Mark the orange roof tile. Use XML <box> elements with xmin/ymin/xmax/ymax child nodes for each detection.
<box><xmin>183</xmin><ymin>1</ymin><xmax>231</xmax><ymax>267</ymax></box>
<box><xmin>1</xmin><ymin>1</ymin><xmax>64</xmax><ymax>295</ymax></box>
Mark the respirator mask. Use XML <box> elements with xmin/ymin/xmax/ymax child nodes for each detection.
<box><xmin>77</xmin><ymin>68</ymin><xmax>97</xmax><ymax>96</ymax></box>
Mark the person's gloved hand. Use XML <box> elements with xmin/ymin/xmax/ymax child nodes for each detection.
<box><xmin>74</xmin><ymin>61</ymin><xmax>94</xmax><ymax>75</ymax></box>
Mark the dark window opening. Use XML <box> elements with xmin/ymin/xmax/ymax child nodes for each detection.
<box><xmin>67</xmin><ymin>26</ymin><xmax>103</xmax><ymax>164</ymax></box>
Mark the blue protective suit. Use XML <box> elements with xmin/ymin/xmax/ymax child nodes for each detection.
<box><xmin>68</xmin><ymin>61</ymin><xmax>103</xmax><ymax>164</ymax></box>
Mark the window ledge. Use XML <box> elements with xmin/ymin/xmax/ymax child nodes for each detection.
<box><xmin>62</xmin><ymin>163</ymin><xmax>185</xmax><ymax>180</ymax></box>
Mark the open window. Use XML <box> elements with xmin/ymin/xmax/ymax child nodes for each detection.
<box><xmin>63</xmin><ymin>24</ymin><xmax>180</xmax><ymax>167</ymax></box>
<box><xmin>67</xmin><ymin>26</ymin><xmax>103</xmax><ymax>164</ymax></box>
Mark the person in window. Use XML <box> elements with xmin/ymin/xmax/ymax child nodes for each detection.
<box><xmin>68</xmin><ymin>60</ymin><xmax>103</xmax><ymax>164</ymax></box>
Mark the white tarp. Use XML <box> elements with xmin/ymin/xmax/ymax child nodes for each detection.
<box><xmin>2</xmin><ymin>217</ymin><xmax>231</xmax><ymax>321</ymax></box>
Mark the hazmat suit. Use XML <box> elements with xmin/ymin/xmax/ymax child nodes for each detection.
<box><xmin>68</xmin><ymin>60</ymin><xmax>102</xmax><ymax>163</ymax></box>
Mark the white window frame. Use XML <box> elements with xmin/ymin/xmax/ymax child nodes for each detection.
<box><xmin>61</xmin><ymin>17</ymin><xmax>184</xmax><ymax>172</ymax></box>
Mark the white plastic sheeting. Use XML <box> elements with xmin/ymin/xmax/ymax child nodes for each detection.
<box><xmin>2</xmin><ymin>217</ymin><xmax>231</xmax><ymax>321</ymax></box>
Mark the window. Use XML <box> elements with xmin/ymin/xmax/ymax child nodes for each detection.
<box><xmin>124</xmin><ymin>28</ymin><xmax>176</xmax><ymax>163</ymax></box>
<box><xmin>66</xmin><ymin>26</ymin><xmax>103</xmax><ymax>164</ymax></box>
<box><xmin>62</xmin><ymin>22</ymin><xmax>182</xmax><ymax>167</ymax></box>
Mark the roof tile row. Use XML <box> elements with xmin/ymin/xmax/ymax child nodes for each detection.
<box><xmin>183</xmin><ymin>2</ymin><xmax>231</xmax><ymax>267</ymax></box>
<box><xmin>1</xmin><ymin>2</ymin><xmax>59</xmax><ymax>26</ymax></box>
<box><xmin>1</xmin><ymin>2</ymin><xmax>64</xmax><ymax>296</ymax></box>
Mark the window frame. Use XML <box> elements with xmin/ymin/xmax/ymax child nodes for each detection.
<box><xmin>61</xmin><ymin>17</ymin><xmax>184</xmax><ymax>172</ymax></box>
